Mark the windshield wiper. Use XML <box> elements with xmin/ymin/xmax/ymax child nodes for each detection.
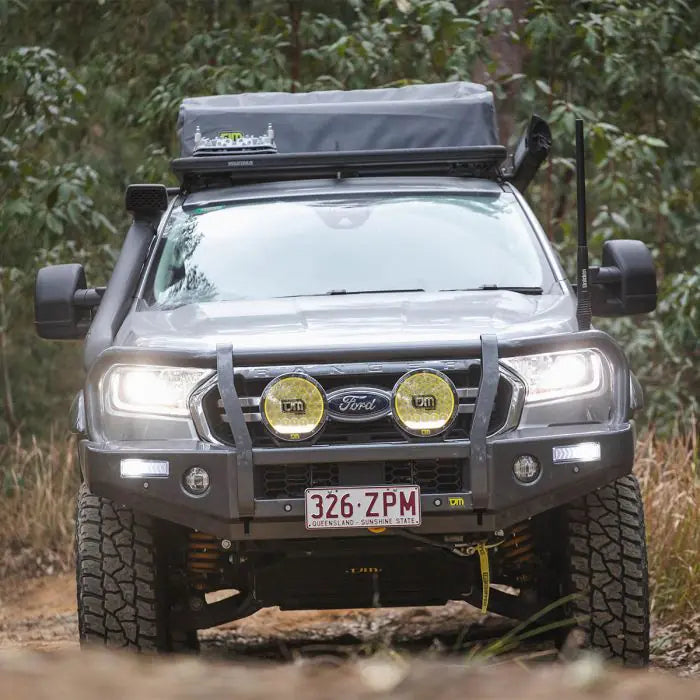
<box><xmin>279</xmin><ymin>288</ymin><xmax>425</xmax><ymax>298</ymax></box>
<box><xmin>440</xmin><ymin>285</ymin><xmax>543</xmax><ymax>295</ymax></box>
<box><xmin>326</xmin><ymin>288</ymin><xmax>425</xmax><ymax>295</ymax></box>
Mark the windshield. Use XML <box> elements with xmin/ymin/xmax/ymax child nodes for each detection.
<box><xmin>144</xmin><ymin>192</ymin><xmax>556</xmax><ymax>309</ymax></box>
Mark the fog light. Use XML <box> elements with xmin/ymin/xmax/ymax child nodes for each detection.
<box><xmin>513</xmin><ymin>454</ymin><xmax>541</xmax><ymax>484</ymax></box>
<box><xmin>392</xmin><ymin>369</ymin><xmax>457</xmax><ymax>437</ymax></box>
<box><xmin>552</xmin><ymin>442</ymin><xmax>601</xmax><ymax>464</ymax></box>
<box><xmin>183</xmin><ymin>466</ymin><xmax>210</xmax><ymax>495</ymax></box>
<box><xmin>120</xmin><ymin>459</ymin><xmax>169</xmax><ymax>479</ymax></box>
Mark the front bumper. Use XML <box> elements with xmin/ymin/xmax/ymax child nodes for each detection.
<box><xmin>81</xmin><ymin>330</ymin><xmax>634</xmax><ymax>540</ymax></box>
<box><xmin>81</xmin><ymin>423</ymin><xmax>634</xmax><ymax>540</ymax></box>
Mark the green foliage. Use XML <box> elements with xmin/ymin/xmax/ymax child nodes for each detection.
<box><xmin>516</xmin><ymin>0</ymin><xmax>699</xmax><ymax>432</ymax></box>
<box><xmin>0</xmin><ymin>44</ymin><xmax>116</xmax><ymax>435</ymax></box>
<box><xmin>0</xmin><ymin>0</ymin><xmax>697</xmax><ymax>438</ymax></box>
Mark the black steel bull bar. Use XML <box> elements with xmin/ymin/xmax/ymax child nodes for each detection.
<box><xmin>214</xmin><ymin>333</ymin><xmax>502</xmax><ymax>518</ymax></box>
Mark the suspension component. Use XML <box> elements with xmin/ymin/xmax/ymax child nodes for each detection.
<box><xmin>187</xmin><ymin>531</ymin><xmax>223</xmax><ymax>575</ymax></box>
<box><xmin>498</xmin><ymin>521</ymin><xmax>536</xmax><ymax>585</ymax></box>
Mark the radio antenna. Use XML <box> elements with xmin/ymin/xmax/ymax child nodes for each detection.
<box><xmin>575</xmin><ymin>118</ymin><xmax>592</xmax><ymax>331</ymax></box>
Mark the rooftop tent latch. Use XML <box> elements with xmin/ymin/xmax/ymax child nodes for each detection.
<box><xmin>507</xmin><ymin>115</ymin><xmax>552</xmax><ymax>192</ymax></box>
<box><xmin>125</xmin><ymin>184</ymin><xmax>169</xmax><ymax>218</ymax></box>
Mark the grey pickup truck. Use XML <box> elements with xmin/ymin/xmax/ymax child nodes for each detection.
<box><xmin>35</xmin><ymin>83</ymin><xmax>656</xmax><ymax>664</ymax></box>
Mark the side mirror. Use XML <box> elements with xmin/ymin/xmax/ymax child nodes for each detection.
<box><xmin>590</xmin><ymin>240</ymin><xmax>657</xmax><ymax>317</ymax></box>
<box><xmin>35</xmin><ymin>264</ymin><xmax>104</xmax><ymax>339</ymax></box>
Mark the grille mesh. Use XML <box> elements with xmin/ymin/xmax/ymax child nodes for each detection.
<box><xmin>258</xmin><ymin>459</ymin><xmax>462</xmax><ymax>499</ymax></box>
<box><xmin>262</xmin><ymin>464</ymin><xmax>340</xmax><ymax>499</ymax></box>
<box><xmin>385</xmin><ymin>460</ymin><xmax>463</xmax><ymax>492</ymax></box>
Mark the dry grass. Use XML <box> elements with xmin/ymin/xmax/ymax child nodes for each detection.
<box><xmin>0</xmin><ymin>431</ymin><xmax>78</xmax><ymax>575</ymax></box>
<box><xmin>0</xmin><ymin>427</ymin><xmax>697</xmax><ymax>621</ymax></box>
<box><xmin>635</xmin><ymin>422</ymin><xmax>699</xmax><ymax>621</ymax></box>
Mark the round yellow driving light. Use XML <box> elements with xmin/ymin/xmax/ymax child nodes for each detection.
<box><xmin>392</xmin><ymin>369</ymin><xmax>457</xmax><ymax>437</ymax></box>
<box><xmin>261</xmin><ymin>373</ymin><xmax>326</xmax><ymax>441</ymax></box>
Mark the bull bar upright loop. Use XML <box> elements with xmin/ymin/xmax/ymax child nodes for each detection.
<box><xmin>217</xmin><ymin>344</ymin><xmax>255</xmax><ymax>517</ymax></box>
<box><xmin>469</xmin><ymin>334</ymin><xmax>500</xmax><ymax>510</ymax></box>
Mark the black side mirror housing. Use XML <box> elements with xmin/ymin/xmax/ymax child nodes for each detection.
<box><xmin>35</xmin><ymin>264</ymin><xmax>104</xmax><ymax>339</ymax></box>
<box><xmin>590</xmin><ymin>239</ymin><xmax>657</xmax><ymax>317</ymax></box>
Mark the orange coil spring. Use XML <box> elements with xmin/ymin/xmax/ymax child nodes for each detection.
<box><xmin>187</xmin><ymin>532</ymin><xmax>222</xmax><ymax>574</ymax></box>
<box><xmin>500</xmin><ymin>522</ymin><xmax>535</xmax><ymax>569</ymax></box>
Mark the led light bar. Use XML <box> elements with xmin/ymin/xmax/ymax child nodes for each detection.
<box><xmin>552</xmin><ymin>442</ymin><xmax>601</xmax><ymax>464</ymax></box>
<box><xmin>120</xmin><ymin>458</ymin><xmax>170</xmax><ymax>478</ymax></box>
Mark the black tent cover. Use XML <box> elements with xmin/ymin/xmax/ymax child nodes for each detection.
<box><xmin>177</xmin><ymin>82</ymin><xmax>499</xmax><ymax>157</ymax></box>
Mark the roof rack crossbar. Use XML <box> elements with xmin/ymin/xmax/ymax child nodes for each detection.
<box><xmin>171</xmin><ymin>146</ymin><xmax>507</xmax><ymax>190</ymax></box>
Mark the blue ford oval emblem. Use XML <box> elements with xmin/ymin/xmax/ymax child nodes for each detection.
<box><xmin>327</xmin><ymin>387</ymin><xmax>391</xmax><ymax>422</ymax></box>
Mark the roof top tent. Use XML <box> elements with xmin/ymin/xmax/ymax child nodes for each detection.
<box><xmin>170</xmin><ymin>82</ymin><xmax>550</xmax><ymax>192</ymax></box>
<box><xmin>177</xmin><ymin>82</ymin><xmax>499</xmax><ymax>157</ymax></box>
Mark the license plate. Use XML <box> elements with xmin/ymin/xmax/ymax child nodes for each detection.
<box><xmin>305</xmin><ymin>485</ymin><xmax>421</xmax><ymax>530</ymax></box>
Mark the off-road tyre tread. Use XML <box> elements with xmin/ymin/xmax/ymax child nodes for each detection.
<box><xmin>563</xmin><ymin>474</ymin><xmax>650</xmax><ymax>667</ymax></box>
<box><xmin>75</xmin><ymin>483</ymin><xmax>196</xmax><ymax>652</ymax></box>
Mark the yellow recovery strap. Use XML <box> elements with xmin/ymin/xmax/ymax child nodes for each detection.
<box><xmin>476</xmin><ymin>542</ymin><xmax>491</xmax><ymax>613</ymax></box>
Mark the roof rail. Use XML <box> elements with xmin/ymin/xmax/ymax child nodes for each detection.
<box><xmin>170</xmin><ymin>146</ymin><xmax>507</xmax><ymax>191</ymax></box>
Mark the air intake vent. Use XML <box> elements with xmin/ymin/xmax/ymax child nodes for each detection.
<box><xmin>125</xmin><ymin>184</ymin><xmax>168</xmax><ymax>214</ymax></box>
<box><xmin>257</xmin><ymin>459</ymin><xmax>463</xmax><ymax>499</ymax></box>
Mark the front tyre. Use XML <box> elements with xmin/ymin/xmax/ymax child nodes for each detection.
<box><xmin>560</xmin><ymin>475</ymin><xmax>650</xmax><ymax>666</ymax></box>
<box><xmin>75</xmin><ymin>484</ymin><xmax>197</xmax><ymax>652</ymax></box>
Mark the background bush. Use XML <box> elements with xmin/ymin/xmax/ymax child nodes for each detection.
<box><xmin>0</xmin><ymin>0</ymin><xmax>697</xmax><ymax>439</ymax></box>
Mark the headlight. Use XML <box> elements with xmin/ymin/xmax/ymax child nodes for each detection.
<box><xmin>104</xmin><ymin>365</ymin><xmax>212</xmax><ymax>417</ymax></box>
<box><xmin>261</xmin><ymin>373</ymin><xmax>326</xmax><ymax>441</ymax></box>
<box><xmin>392</xmin><ymin>369</ymin><xmax>457</xmax><ymax>437</ymax></box>
<box><xmin>501</xmin><ymin>350</ymin><xmax>605</xmax><ymax>404</ymax></box>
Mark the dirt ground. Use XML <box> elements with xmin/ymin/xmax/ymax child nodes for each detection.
<box><xmin>0</xmin><ymin>573</ymin><xmax>698</xmax><ymax>699</ymax></box>
<box><xmin>0</xmin><ymin>573</ymin><xmax>516</xmax><ymax>655</ymax></box>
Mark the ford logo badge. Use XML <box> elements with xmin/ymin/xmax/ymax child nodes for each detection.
<box><xmin>327</xmin><ymin>387</ymin><xmax>391</xmax><ymax>422</ymax></box>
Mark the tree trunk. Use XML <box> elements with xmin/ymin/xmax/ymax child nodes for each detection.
<box><xmin>474</xmin><ymin>0</ymin><xmax>528</xmax><ymax>147</ymax></box>
<box><xmin>289</xmin><ymin>1</ymin><xmax>303</xmax><ymax>92</ymax></box>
